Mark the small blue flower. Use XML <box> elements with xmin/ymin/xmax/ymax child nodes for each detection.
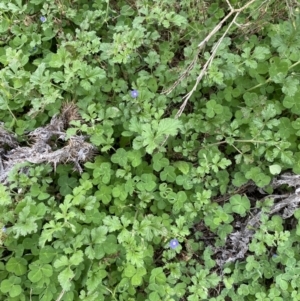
<box><xmin>130</xmin><ymin>90</ymin><xmax>139</xmax><ymax>98</ymax></box>
<box><xmin>40</xmin><ymin>16</ymin><xmax>47</xmax><ymax>23</ymax></box>
<box><xmin>2</xmin><ymin>226</ymin><xmax>6</xmax><ymax>233</ymax></box>
<box><xmin>29</xmin><ymin>46</ymin><xmax>37</xmax><ymax>53</ymax></box>
<box><xmin>169</xmin><ymin>239</ymin><xmax>179</xmax><ymax>249</ymax></box>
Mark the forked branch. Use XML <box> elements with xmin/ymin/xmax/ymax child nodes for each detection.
<box><xmin>159</xmin><ymin>0</ymin><xmax>258</xmax><ymax>149</ymax></box>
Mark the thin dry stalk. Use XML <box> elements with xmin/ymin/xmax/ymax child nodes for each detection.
<box><xmin>161</xmin><ymin>0</ymin><xmax>256</xmax><ymax>146</ymax></box>
<box><xmin>163</xmin><ymin>0</ymin><xmax>257</xmax><ymax>96</ymax></box>
<box><xmin>55</xmin><ymin>289</ymin><xmax>65</xmax><ymax>301</ymax></box>
<box><xmin>162</xmin><ymin>48</ymin><xmax>201</xmax><ymax>95</ymax></box>
<box><xmin>159</xmin><ymin>0</ymin><xmax>258</xmax><ymax>148</ymax></box>
<box><xmin>214</xmin><ymin>173</ymin><xmax>300</xmax><ymax>266</ymax></box>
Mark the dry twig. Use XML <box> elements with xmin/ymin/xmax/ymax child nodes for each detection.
<box><xmin>214</xmin><ymin>173</ymin><xmax>300</xmax><ymax>267</ymax></box>
<box><xmin>160</xmin><ymin>0</ymin><xmax>258</xmax><ymax>148</ymax></box>
<box><xmin>0</xmin><ymin>103</ymin><xmax>97</xmax><ymax>184</ymax></box>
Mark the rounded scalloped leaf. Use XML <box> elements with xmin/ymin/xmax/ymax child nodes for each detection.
<box><xmin>269</xmin><ymin>164</ymin><xmax>281</xmax><ymax>175</ymax></box>
<box><xmin>229</xmin><ymin>195</ymin><xmax>250</xmax><ymax>217</ymax></box>
<box><xmin>6</xmin><ymin>258</ymin><xmax>27</xmax><ymax>276</ymax></box>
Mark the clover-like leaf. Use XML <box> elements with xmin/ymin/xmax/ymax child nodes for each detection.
<box><xmin>6</xmin><ymin>258</ymin><xmax>27</xmax><ymax>276</ymax></box>
<box><xmin>160</xmin><ymin>166</ymin><xmax>176</xmax><ymax>183</ymax></box>
<box><xmin>111</xmin><ymin>148</ymin><xmax>128</xmax><ymax>167</ymax></box>
<box><xmin>229</xmin><ymin>195</ymin><xmax>250</xmax><ymax>216</ymax></box>
<box><xmin>152</xmin><ymin>153</ymin><xmax>169</xmax><ymax>172</ymax></box>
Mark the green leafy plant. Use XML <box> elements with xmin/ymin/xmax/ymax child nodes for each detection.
<box><xmin>1</xmin><ymin>0</ymin><xmax>300</xmax><ymax>300</ymax></box>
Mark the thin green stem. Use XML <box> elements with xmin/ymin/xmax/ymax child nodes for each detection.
<box><xmin>246</xmin><ymin>78</ymin><xmax>271</xmax><ymax>92</ymax></box>
<box><xmin>247</xmin><ymin>60</ymin><xmax>300</xmax><ymax>92</ymax></box>
<box><xmin>290</xmin><ymin>60</ymin><xmax>300</xmax><ymax>69</ymax></box>
<box><xmin>207</xmin><ymin>139</ymin><xmax>270</xmax><ymax>147</ymax></box>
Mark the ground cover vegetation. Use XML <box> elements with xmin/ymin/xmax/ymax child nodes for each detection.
<box><xmin>1</xmin><ymin>0</ymin><xmax>300</xmax><ymax>300</ymax></box>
